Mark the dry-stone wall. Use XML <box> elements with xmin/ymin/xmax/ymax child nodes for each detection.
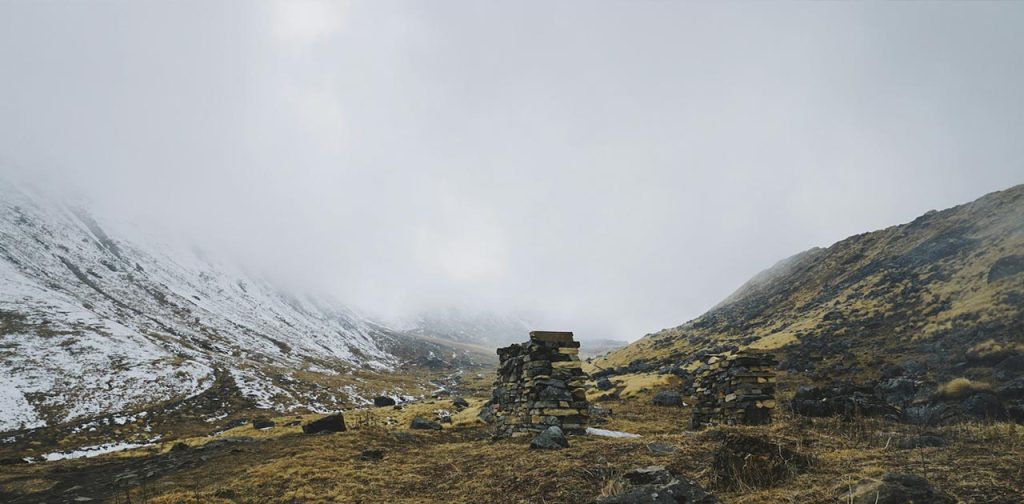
<box><xmin>492</xmin><ymin>331</ymin><xmax>590</xmax><ymax>436</ymax></box>
<box><xmin>689</xmin><ymin>350</ymin><xmax>777</xmax><ymax>429</ymax></box>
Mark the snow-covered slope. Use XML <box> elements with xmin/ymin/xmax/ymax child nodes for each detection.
<box><xmin>0</xmin><ymin>180</ymin><xmax>402</xmax><ymax>433</ymax></box>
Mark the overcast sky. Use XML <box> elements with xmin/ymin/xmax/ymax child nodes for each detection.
<box><xmin>1</xmin><ymin>2</ymin><xmax>1022</xmax><ymax>341</ymax></box>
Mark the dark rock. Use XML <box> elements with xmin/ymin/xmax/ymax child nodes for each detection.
<box><xmin>478</xmin><ymin>404</ymin><xmax>496</xmax><ymax>424</ymax></box>
<box><xmin>792</xmin><ymin>382</ymin><xmax>897</xmax><ymax>419</ymax></box>
<box><xmin>452</xmin><ymin>397</ymin><xmax>470</xmax><ymax>410</ymax></box>
<box><xmin>849</xmin><ymin>473</ymin><xmax>955</xmax><ymax>504</ymax></box>
<box><xmin>410</xmin><ymin>416</ymin><xmax>442</xmax><ymax>430</ymax></box>
<box><xmin>961</xmin><ymin>392</ymin><xmax>1006</xmax><ymax>420</ymax></box>
<box><xmin>252</xmin><ymin>417</ymin><xmax>275</xmax><ymax>430</ymax></box>
<box><xmin>169</xmin><ymin>442</ymin><xmax>190</xmax><ymax>452</ymax></box>
<box><xmin>596</xmin><ymin>466</ymin><xmax>717</xmax><ymax>504</ymax></box>
<box><xmin>591</xmin><ymin>368</ymin><xmax>616</xmax><ymax>379</ymax></box>
<box><xmin>529</xmin><ymin>426</ymin><xmax>569</xmax><ymax>450</ymax></box>
<box><xmin>284</xmin><ymin>420</ymin><xmax>301</xmax><ymax>427</ymax></box>
<box><xmin>896</xmin><ymin>434</ymin><xmax>946</xmax><ymax>449</ymax></box>
<box><xmin>652</xmin><ymin>390</ymin><xmax>684</xmax><ymax>407</ymax></box>
<box><xmin>877</xmin><ymin>378</ymin><xmax>917</xmax><ymax>406</ymax></box>
<box><xmin>996</xmin><ymin>377</ymin><xmax>1024</xmax><ymax>400</ymax></box>
<box><xmin>902</xmin><ymin>403</ymin><xmax>957</xmax><ymax>426</ymax></box>
<box><xmin>596</xmin><ymin>377</ymin><xmax>615</xmax><ymax>391</ymax></box>
<box><xmin>1006</xmin><ymin>401</ymin><xmax>1024</xmax><ymax>424</ymax></box>
<box><xmin>0</xmin><ymin>457</ymin><xmax>28</xmax><ymax>465</ymax></box>
<box><xmin>880</xmin><ymin>363</ymin><xmax>905</xmax><ymax>379</ymax></box>
<box><xmin>373</xmin><ymin>396</ymin><xmax>396</xmax><ymax>407</ymax></box>
<box><xmin>358</xmin><ymin>449</ymin><xmax>384</xmax><ymax>461</ymax></box>
<box><xmin>302</xmin><ymin>413</ymin><xmax>347</xmax><ymax>434</ymax></box>
<box><xmin>596</xmin><ymin>389</ymin><xmax>621</xmax><ymax>402</ymax></box>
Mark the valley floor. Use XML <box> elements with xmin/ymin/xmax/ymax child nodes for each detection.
<box><xmin>1</xmin><ymin>374</ymin><xmax>1022</xmax><ymax>503</ymax></box>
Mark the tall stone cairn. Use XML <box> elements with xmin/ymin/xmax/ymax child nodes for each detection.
<box><xmin>689</xmin><ymin>349</ymin><xmax>777</xmax><ymax>430</ymax></box>
<box><xmin>492</xmin><ymin>331</ymin><xmax>590</xmax><ymax>436</ymax></box>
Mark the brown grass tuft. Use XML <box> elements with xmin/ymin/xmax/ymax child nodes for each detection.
<box><xmin>936</xmin><ymin>378</ymin><xmax>991</xmax><ymax>400</ymax></box>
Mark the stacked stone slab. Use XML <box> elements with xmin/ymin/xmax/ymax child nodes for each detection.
<box><xmin>492</xmin><ymin>331</ymin><xmax>590</xmax><ymax>436</ymax></box>
<box><xmin>689</xmin><ymin>350</ymin><xmax>777</xmax><ymax>429</ymax></box>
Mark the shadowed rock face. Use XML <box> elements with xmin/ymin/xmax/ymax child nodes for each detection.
<box><xmin>599</xmin><ymin>184</ymin><xmax>1024</xmax><ymax>384</ymax></box>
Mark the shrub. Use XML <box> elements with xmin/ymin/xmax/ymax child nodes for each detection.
<box><xmin>937</xmin><ymin>378</ymin><xmax>991</xmax><ymax>399</ymax></box>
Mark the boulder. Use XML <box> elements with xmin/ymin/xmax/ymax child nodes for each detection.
<box><xmin>652</xmin><ymin>390</ymin><xmax>683</xmax><ymax>407</ymax></box>
<box><xmin>478</xmin><ymin>404</ymin><xmax>496</xmax><ymax>424</ymax></box>
<box><xmin>529</xmin><ymin>426</ymin><xmax>569</xmax><ymax>450</ymax></box>
<box><xmin>848</xmin><ymin>473</ymin><xmax>955</xmax><ymax>504</ymax></box>
<box><xmin>302</xmin><ymin>413</ymin><xmax>347</xmax><ymax>434</ymax></box>
<box><xmin>961</xmin><ymin>392</ymin><xmax>1006</xmax><ymax>420</ymax></box>
<box><xmin>452</xmin><ymin>397</ymin><xmax>470</xmax><ymax>410</ymax></box>
<box><xmin>373</xmin><ymin>396</ymin><xmax>396</xmax><ymax>407</ymax></box>
<box><xmin>596</xmin><ymin>377</ymin><xmax>615</xmax><ymax>391</ymax></box>
<box><xmin>252</xmin><ymin>417</ymin><xmax>275</xmax><ymax>430</ymax></box>
<box><xmin>410</xmin><ymin>416</ymin><xmax>442</xmax><ymax>430</ymax></box>
<box><xmin>596</xmin><ymin>466</ymin><xmax>717</xmax><ymax>504</ymax></box>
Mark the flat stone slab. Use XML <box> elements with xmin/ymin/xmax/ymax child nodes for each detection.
<box><xmin>530</xmin><ymin>331</ymin><xmax>575</xmax><ymax>343</ymax></box>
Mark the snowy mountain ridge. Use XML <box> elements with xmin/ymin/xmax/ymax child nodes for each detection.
<box><xmin>0</xmin><ymin>179</ymin><xmax>406</xmax><ymax>433</ymax></box>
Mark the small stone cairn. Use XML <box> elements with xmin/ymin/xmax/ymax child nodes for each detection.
<box><xmin>492</xmin><ymin>331</ymin><xmax>590</xmax><ymax>436</ymax></box>
<box><xmin>689</xmin><ymin>350</ymin><xmax>777</xmax><ymax>429</ymax></box>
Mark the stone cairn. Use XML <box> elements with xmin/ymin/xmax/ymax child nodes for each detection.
<box><xmin>492</xmin><ymin>331</ymin><xmax>590</xmax><ymax>436</ymax></box>
<box><xmin>689</xmin><ymin>349</ymin><xmax>777</xmax><ymax>429</ymax></box>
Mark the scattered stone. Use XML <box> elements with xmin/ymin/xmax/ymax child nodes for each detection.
<box><xmin>452</xmin><ymin>397</ymin><xmax>470</xmax><ymax>410</ymax></box>
<box><xmin>410</xmin><ymin>416</ymin><xmax>442</xmax><ymax>430</ymax></box>
<box><xmin>588</xmin><ymin>404</ymin><xmax>612</xmax><ymax>424</ymax></box>
<box><xmin>529</xmin><ymin>425</ymin><xmax>569</xmax><ymax>450</ymax></box>
<box><xmin>596</xmin><ymin>390</ymin><xmax>621</xmax><ymax>402</ymax></box>
<box><xmin>492</xmin><ymin>331</ymin><xmax>590</xmax><ymax>436</ymax></box>
<box><xmin>358</xmin><ymin>449</ymin><xmax>384</xmax><ymax>461</ymax></box>
<box><xmin>791</xmin><ymin>382</ymin><xmax>897</xmax><ymax>419</ymax></box>
<box><xmin>961</xmin><ymin>392</ymin><xmax>1006</xmax><ymax>420</ymax></box>
<box><xmin>877</xmin><ymin>377</ymin><xmax>918</xmax><ymax>406</ymax></box>
<box><xmin>596</xmin><ymin>466</ymin><xmax>717</xmax><ymax>504</ymax></box>
<box><xmin>284</xmin><ymin>420</ymin><xmax>301</xmax><ymax>427</ymax></box>
<box><xmin>252</xmin><ymin>417</ymin><xmax>275</xmax><ymax>430</ymax></box>
<box><xmin>848</xmin><ymin>473</ymin><xmax>955</xmax><ymax>504</ymax></box>
<box><xmin>690</xmin><ymin>350</ymin><xmax>777</xmax><ymax>429</ymax></box>
<box><xmin>302</xmin><ymin>413</ymin><xmax>347</xmax><ymax>434</ymax></box>
<box><xmin>646</xmin><ymin>442</ymin><xmax>678</xmax><ymax>455</ymax></box>
<box><xmin>478</xmin><ymin>404</ymin><xmax>496</xmax><ymax>424</ymax></box>
<box><xmin>712</xmin><ymin>433</ymin><xmax>810</xmax><ymax>490</ymax></box>
<box><xmin>373</xmin><ymin>396</ymin><xmax>396</xmax><ymax>407</ymax></box>
<box><xmin>169</xmin><ymin>442</ymin><xmax>190</xmax><ymax>452</ymax></box>
<box><xmin>596</xmin><ymin>376</ymin><xmax>615</xmax><ymax>391</ymax></box>
<box><xmin>652</xmin><ymin>390</ymin><xmax>683</xmax><ymax>407</ymax></box>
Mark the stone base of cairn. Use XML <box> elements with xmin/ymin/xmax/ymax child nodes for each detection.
<box><xmin>689</xmin><ymin>349</ymin><xmax>777</xmax><ymax>429</ymax></box>
<box><xmin>492</xmin><ymin>331</ymin><xmax>590</xmax><ymax>436</ymax></box>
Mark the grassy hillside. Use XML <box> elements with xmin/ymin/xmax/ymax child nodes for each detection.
<box><xmin>594</xmin><ymin>184</ymin><xmax>1024</xmax><ymax>385</ymax></box>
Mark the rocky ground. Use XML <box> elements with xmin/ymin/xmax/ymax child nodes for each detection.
<box><xmin>1</xmin><ymin>372</ymin><xmax>1022</xmax><ymax>503</ymax></box>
